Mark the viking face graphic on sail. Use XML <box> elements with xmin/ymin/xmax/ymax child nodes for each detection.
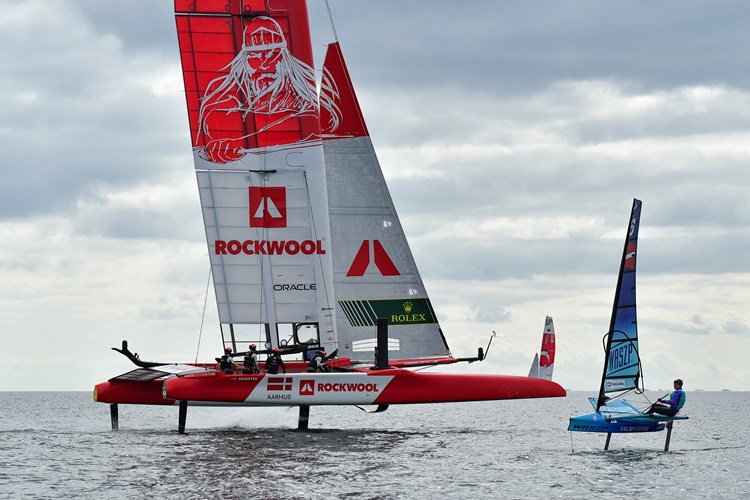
<box><xmin>196</xmin><ymin>17</ymin><xmax>319</xmax><ymax>163</ymax></box>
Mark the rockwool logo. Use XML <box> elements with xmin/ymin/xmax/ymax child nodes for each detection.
<box><xmin>249</xmin><ymin>186</ymin><xmax>286</xmax><ymax>228</ymax></box>
<box><xmin>299</xmin><ymin>379</ymin><xmax>315</xmax><ymax>396</ymax></box>
<box><xmin>317</xmin><ymin>382</ymin><xmax>379</xmax><ymax>393</ymax></box>
<box><xmin>346</xmin><ymin>240</ymin><xmax>400</xmax><ymax>277</ymax></box>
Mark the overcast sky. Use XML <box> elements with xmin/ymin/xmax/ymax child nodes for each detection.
<box><xmin>2</xmin><ymin>0</ymin><xmax>749</xmax><ymax>392</ymax></box>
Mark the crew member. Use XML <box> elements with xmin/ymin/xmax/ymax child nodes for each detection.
<box><xmin>265</xmin><ymin>347</ymin><xmax>286</xmax><ymax>375</ymax></box>
<box><xmin>306</xmin><ymin>348</ymin><xmax>327</xmax><ymax>372</ymax></box>
<box><xmin>243</xmin><ymin>344</ymin><xmax>259</xmax><ymax>374</ymax></box>
<box><xmin>217</xmin><ymin>347</ymin><xmax>236</xmax><ymax>374</ymax></box>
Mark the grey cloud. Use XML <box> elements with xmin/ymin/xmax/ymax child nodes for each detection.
<box><xmin>723</xmin><ymin>320</ymin><xmax>749</xmax><ymax>336</ymax></box>
<box><xmin>327</xmin><ymin>0</ymin><xmax>750</xmax><ymax>94</ymax></box>
<box><xmin>1</xmin><ymin>1</ymin><xmax>186</xmax><ymax>220</ymax></box>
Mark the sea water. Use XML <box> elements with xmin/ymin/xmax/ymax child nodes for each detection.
<box><xmin>0</xmin><ymin>391</ymin><xmax>747</xmax><ymax>499</ymax></box>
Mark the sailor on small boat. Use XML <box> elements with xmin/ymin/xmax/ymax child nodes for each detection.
<box><xmin>647</xmin><ymin>379</ymin><xmax>686</xmax><ymax>416</ymax></box>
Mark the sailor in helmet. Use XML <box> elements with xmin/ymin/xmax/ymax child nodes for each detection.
<box><xmin>218</xmin><ymin>347</ymin><xmax>236</xmax><ymax>374</ymax></box>
<box><xmin>243</xmin><ymin>344</ymin><xmax>259</xmax><ymax>374</ymax></box>
<box><xmin>265</xmin><ymin>347</ymin><xmax>286</xmax><ymax>375</ymax></box>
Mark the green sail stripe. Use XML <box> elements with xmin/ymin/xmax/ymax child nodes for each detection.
<box><xmin>338</xmin><ymin>298</ymin><xmax>437</xmax><ymax>327</ymax></box>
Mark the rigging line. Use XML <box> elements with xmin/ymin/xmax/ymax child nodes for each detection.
<box><xmin>324</xmin><ymin>0</ymin><xmax>339</xmax><ymax>43</ymax></box>
<box><xmin>195</xmin><ymin>266</ymin><xmax>213</xmax><ymax>364</ymax></box>
<box><xmin>636</xmin><ymin>340</ymin><xmax>646</xmax><ymax>394</ymax></box>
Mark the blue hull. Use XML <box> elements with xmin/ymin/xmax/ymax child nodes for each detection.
<box><xmin>568</xmin><ymin>411</ymin><xmax>666</xmax><ymax>433</ymax></box>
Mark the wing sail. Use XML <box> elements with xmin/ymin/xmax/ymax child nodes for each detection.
<box><xmin>320</xmin><ymin>43</ymin><xmax>450</xmax><ymax>362</ymax></box>
<box><xmin>174</xmin><ymin>1</ymin><xmax>336</xmax><ymax>350</ymax></box>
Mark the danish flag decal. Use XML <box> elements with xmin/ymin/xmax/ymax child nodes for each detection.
<box><xmin>249</xmin><ymin>187</ymin><xmax>287</xmax><ymax>228</ymax></box>
<box><xmin>346</xmin><ymin>240</ymin><xmax>400</xmax><ymax>277</ymax></box>
<box><xmin>267</xmin><ymin>377</ymin><xmax>293</xmax><ymax>391</ymax></box>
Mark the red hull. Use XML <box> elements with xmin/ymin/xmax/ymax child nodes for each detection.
<box><xmin>373</xmin><ymin>371</ymin><xmax>566</xmax><ymax>404</ymax></box>
<box><xmin>94</xmin><ymin>379</ymin><xmax>176</xmax><ymax>406</ymax></box>
<box><xmin>159</xmin><ymin>369</ymin><xmax>565</xmax><ymax>406</ymax></box>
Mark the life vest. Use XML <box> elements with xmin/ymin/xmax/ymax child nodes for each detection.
<box><xmin>673</xmin><ymin>389</ymin><xmax>686</xmax><ymax>411</ymax></box>
<box><xmin>219</xmin><ymin>355</ymin><xmax>234</xmax><ymax>373</ymax></box>
<box><xmin>243</xmin><ymin>353</ymin><xmax>258</xmax><ymax>373</ymax></box>
<box><xmin>266</xmin><ymin>355</ymin><xmax>280</xmax><ymax>374</ymax></box>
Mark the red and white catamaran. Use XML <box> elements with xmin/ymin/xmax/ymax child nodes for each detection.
<box><xmin>94</xmin><ymin>0</ymin><xmax>565</xmax><ymax>432</ymax></box>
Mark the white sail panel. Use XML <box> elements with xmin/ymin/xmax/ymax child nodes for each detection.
<box><xmin>528</xmin><ymin>353</ymin><xmax>540</xmax><ymax>378</ymax></box>
<box><xmin>197</xmin><ymin>165</ymin><xmax>334</xmax><ymax>334</ymax></box>
<box><xmin>320</xmin><ymin>44</ymin><xmax>450</xmax><ymax>361</ymax></box>
<box><xmin>325</xmin><ymin>136</ymin><xmax>450</xmax><ymax>361</ymax></box>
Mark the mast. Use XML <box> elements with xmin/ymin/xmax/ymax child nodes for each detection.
<box><xmin>596</xmin><ymin>199</ymin><xmax>642</xmax><ymax>410</ymax></box>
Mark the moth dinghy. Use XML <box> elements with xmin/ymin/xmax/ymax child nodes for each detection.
<box><xmin>568</xmin><ymin>199</ymin><xmax>687</xmax><ymax>451</ymax></box>
<box><xmin>94</xmin><ymin>0</ymin><xmax>565</xmax><ymax>432</ymax></box>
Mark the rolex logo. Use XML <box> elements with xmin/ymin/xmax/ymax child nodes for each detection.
<box><xmin>403</xmin><ymin>301</ymin><xmax>413</xmax><ymax>313</ymax></box>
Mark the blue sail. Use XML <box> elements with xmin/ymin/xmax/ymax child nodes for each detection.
<box><xmin>597</xmin><ymin>199</ymin><xmax>642</xmax><ymax>406</ymax></box>
<box><xmin>569</xmin><ymin>199</ymin><xmax>689</xmax><ymax>436</ymax></box>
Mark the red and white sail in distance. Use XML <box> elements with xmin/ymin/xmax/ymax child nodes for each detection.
<box><xmin>529</xmin><ymin>316</ymin><xmax>556</xmax><ymax>380</ymax></box>
<box><xmin>175</xmin><ymin>0</ymin><xmax>336</xmax><ymax>350</ymax></box>
<box><xmin>319</xmin><ymin>42</ymin><xmax>451</xmax><ymax>363</ymax></box>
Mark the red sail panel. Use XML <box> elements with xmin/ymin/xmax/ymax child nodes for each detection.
<box><xmin>319</xmin><ymin>42</ymin><xmax>369</xmax><ymax>138</ymax></box>
<box><xmin>175</xmin><ymin>0</ymin><xmax>320</xmax><ymax>164</ymax></box>
<box><xmin>540</xmin><ymin>332</ymin><xmax>555</xmax><ymax>367</ymax></box>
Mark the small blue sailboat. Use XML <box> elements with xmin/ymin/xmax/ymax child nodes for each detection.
<box><xmin>568</xmin><ymin>199</ymin><xmax>687</xmax><ymax>450</ymax></box>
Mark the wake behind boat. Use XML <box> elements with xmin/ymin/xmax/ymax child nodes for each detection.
<box><xmin>568</xmin><ymin>199</ymin><xmax>687</xmax><ymax>450</ymax></box>
<box><xmin>93</xmin><ymin>0</ymin><xmax>565</xmax><ymax>433</ymax></box>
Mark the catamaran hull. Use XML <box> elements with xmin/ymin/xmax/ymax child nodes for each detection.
<box><xmin>568</xmin><ymin>411</ymin><xmax>666</xmax><ymax>433</ymax></box>
<box><xmin>162</xmin><ymin>370</ymin><xmax>566</xmax><ymax>406</ymax></box>
<box><xmin>95</xmin><ymin>379</ymin><xmax>177</xmax><ymax>406</ymax></box>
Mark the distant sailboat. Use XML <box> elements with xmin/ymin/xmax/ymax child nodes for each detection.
<box><xmin>93</xmin><ymin>0</ymin><xmax>565</xmax><ymax>433</ymax></box>
<box><xmin>568</xmin><ymin>199</ymin><xmax>687</xmax><ymax>450</ymax></box>
<box><xmin>528</xmin><ymin>316</ymin><xmax>555</xmax><ymax>380</ymax></box>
